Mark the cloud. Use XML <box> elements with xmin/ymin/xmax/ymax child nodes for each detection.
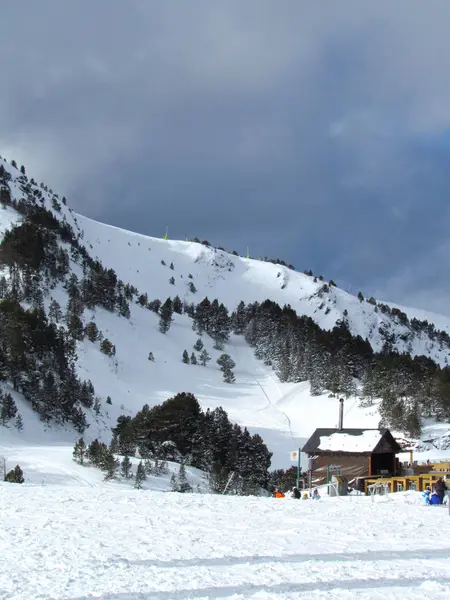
<box><xmin>2</xmin><ymin>1</ymin><xmax>450</xmax><ymax>313</ymax></box>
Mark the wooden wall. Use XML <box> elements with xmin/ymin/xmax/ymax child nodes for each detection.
<box><xmin>312</xmin><ymin>454</ymin><xmax>369</xmax><ymax>485</ymax></box>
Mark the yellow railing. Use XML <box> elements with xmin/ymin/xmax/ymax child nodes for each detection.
<box><xmin>364</xmin><ymin>474</ymin><xmax>447</xmax><ymax>495</ymax></box>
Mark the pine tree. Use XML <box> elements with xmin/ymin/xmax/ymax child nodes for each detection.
<box><xmin>217</xmin><ymin>354</ymin><xmax>235</xmax><ymax>373</ymax></box>
<box><xmin>190</xmin><ymin>352</ymin><xmax>197</xmax><ymax>365</ymax></box>
<box><xmin>199</xmin><ymin>348</ymin><xmax>211</xmax><ymax>366</ymax></box>
<box><xmin>170</xmin><ymin>472</ymin><xmax>178</xmax><ymax>491</ymax></box>
<box><xmin>148</xmin><ymin>299</ymin><xmax>161</xmax><ymax>313</ymax></box>
<box><xmin>121</xmin><ymin>455</ymin><xmax>133</xmax><ymax>478</ymax></box>
<box><xmin>223</xmin><ymin>368</ymin><xmax>236</xmax><ymax>383</ymax></box>
<box><xmin>87</xmin><ymin>439</ymin><xmax>109</xmax><ymax>467</ymax></box>
<box><xmin>110</xmin><ymin>432</ymin><xmax>120</xmax><ymax>453</ymax></box>
<box><xmin>117</xmin><ymin>424</ymin><xmax>136</xmax><ymax>456</ymax></box>
<box><xmin>14</xmin><ymin>413</ymin><xmax>23</xmax><ymax>431</ymax></box>
<box><xmin>135</xmin><ymin>462</ymin><xmax>146</xmax><ymax>488</ymax></box>
<box><xmin>177</xmin><ymin>462</ymin><xmax>192</xmax><ymax>492</ymax></box>
<box><xmin>231</xmin><ymin>301</ymin><xmax>247</xmax><ymax>334</ymax></box>
<box><xmin>0</xmin><ymin>393</ymin><xmax>18</xmax><ymax>425</ymax></box>
<box><xmin>100</xmin><ymin>338</ymin><xmax>115</xmax><ymax>356</ymax></box>
<box><xmin>210</xmin><ymin>302</ymin><xmax>230</xmax><ymax>349</ymax></box>
<box><xmin>213</xmin><ymin>338</ymin><xmax>224</xmax><ymax>351</ymax></box>
<box><xmin>0</xmin><ymin>276</ymin><xmax>9</xmax><ymax>298</ymax></box>
<box><xmin>73</xmin><ymin>437</ymin><xmax>86</xmax><ymax>465</ymax></box>
<box><xmin>405</xmin><ymin>400</ymin><xmax>422</xmax><ymax>437</ymax></box>
<box><xmin>208</xmin><ymin>461</ymin><xmax>228</xmax><ymax>493</ymax></box>
<box><xmin>103</xmin><ymin>451</ymin><xmax>119</xmax><ymax>479</ymax></box>
<box><xmin>184</xmin><ymin>302</ymin><xmax>195</xmax><ymax>318</ymax></box>
<box><xmin>91</xmin><ymin>397</ymin><xmax>100</xmax><ymax>416</ymax></box>
<box><xmin>138</xmin><ymin>293</ymin><xmax>148</xmax><ymax>306</ymax></box>
<box><xmin>85</xmin><ymin>321</ymin><xmax>99</xmax><ymax>342</ymax></box>
<box><xmin>173</xmin><ymin>295</ymin><xmax>183</xmax><ymax>314</ymax></box>
<box><xmin>192</xmin><ymin>297</ymin><xmax>211</xmax><ymax>334</ymax></box>
<box><xmin>144</xmin><ymin>458</ymin><xmax>153</xmax><ymax>475</ymax></box>
<box><xmin>117</xmin><ymin>293</ymin><xmax>131</xmax><ymax>318</ymax></box>
<box><xmin>158</xmin><ymin>460</ymin><xmax>169</xmax><ymax>475</ymax></box>
<box><xmin>159</xmin><ymin>298</ymin><xmax>174</xmax><ymax>334</ymax></box>
<box><xmin>182</xmin><ymin>350</ymin><xmax>190</xmax><ymax>364</ymax></box>
<box><xmin>274</xmin><ymin>338</ymin><xmax>293</xmax><ymax>382</ymax></box>
<box><xmin>193</xmin><ymin>337</ymin><xmax>204</xmax><ymax>352</ymax></box>
<box><xmin>48</xmin><ymin>299</ymin><xmax>62</xmax><ymax>323</ymax></box>
<box><xmin>4</xmin><ymin>464</ymin><xmax>24</xmax><ymax>483</ymax></box>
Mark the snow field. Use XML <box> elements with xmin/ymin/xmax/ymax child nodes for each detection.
<box><xmin>0</xmin><ymin>432</ymin><xmax>209</xmax><ymax>491</ymax></box>
<box><xmin>1</xmin><ymin>486</ymin><xmax>450</xmax><ymax>599</ymax></box>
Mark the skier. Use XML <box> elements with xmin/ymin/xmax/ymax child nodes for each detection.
<box><xmin>292</xmin><ymin>486</ymin><xmax>301</xmax><ymax>499</ymax></box>
<box><xmin>312</xmin><ymin>488</ymin><xmax>320</xmax><ymax>500</ymax></box>
<box><xmin>275</xmin><ymin>488</ymin><xmax>285</xmax><ymax>498</ymax></box>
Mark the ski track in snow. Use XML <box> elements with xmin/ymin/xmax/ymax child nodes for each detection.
<box><xmin>232</xmin><ymin>338</ymin><xmax>292</xmax><ymax>435</ymax></box>
<box><xmin>1</xmin><ymin>485</ymin><xmax>450</xmax><ymax>599</ymax></box>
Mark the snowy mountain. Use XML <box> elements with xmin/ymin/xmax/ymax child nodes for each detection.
<box><xmin>1</xmin><ymin>156</ymin><xmax>450</xmax><ymax>482</ymax></box>
<box><xmin>77</xmin><ymin>213</ymin><xmax>450</xmax><ymax>365</ymax></box>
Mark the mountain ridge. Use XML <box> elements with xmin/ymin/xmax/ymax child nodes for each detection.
<box><xmin>4</xmin><ymin>156</ymin><xmax>450</xmax><ymax>360</ymax></box>
<box><xmin>76</xmin><ymin>210</ymin><xmax>450</xmax><ymax>362</ymax></box>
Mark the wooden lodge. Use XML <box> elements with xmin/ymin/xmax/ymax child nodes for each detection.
<box><xmin>301</xmin><ymin>427</ymin><xmax>402</xmax><ymax>489</ymax></box>
<box><xmin>301</xmin><ymin>399</ymin><xmax>449</xmax><ymax>495</ymax></box>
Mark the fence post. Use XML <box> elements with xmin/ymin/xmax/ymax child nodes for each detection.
<box><xmin>222</xmin><ymin>472</ymin><xmax>235</xmax><ymax>494</ymax></box>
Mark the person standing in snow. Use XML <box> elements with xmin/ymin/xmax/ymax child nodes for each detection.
<box><xmin>292</xmin><ymin>487</ymin><xmax>300</xmax><ymax>499</ymax></box>
<box><xmin>433</xmin><ymin>478</ymin><xmax>446</xmax><ymax>504</ymax></box>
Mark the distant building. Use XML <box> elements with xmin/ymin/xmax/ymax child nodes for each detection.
<box><xmin>301</xmin><ymin>428</ymin><xmax>402</xmax><ymax>486</ymax></box>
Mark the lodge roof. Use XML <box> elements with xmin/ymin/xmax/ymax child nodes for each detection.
<box><xmin>301</xmin><ymin>428</ymin><xmax>402</xmax><ymax>455</ymax></box>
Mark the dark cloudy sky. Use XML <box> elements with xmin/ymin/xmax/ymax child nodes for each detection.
<box><xmin>2</xmin><ymin>1</ymin><xmax>450</xmax><ymax>314</ymax></box>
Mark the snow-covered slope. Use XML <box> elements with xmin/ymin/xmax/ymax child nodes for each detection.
<box><xmin>2</xmin><ymin>483</ymin><xmax>450</xmax><ymax>599</ymax></box>
<box><xmin>78</xmin><ymin>212</ymin><xmax>450</xmax><ymax>364</ymax></box>
<box><xmin>1</xmin><ymin>157</ymin><xmax>450</xmax><ymax>474</ymax></box>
